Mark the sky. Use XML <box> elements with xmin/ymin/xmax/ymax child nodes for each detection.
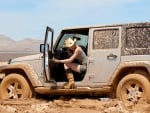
<box><xmin>0</xmin><ymin>0</ymin><xmax>150</xmax><ymax>41</ymax></box>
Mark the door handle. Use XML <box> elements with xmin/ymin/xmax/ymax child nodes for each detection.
<box><xmin>107</xmin><ymin>54</ymin><xmax>117</xmax><ymax>60</ymax></box>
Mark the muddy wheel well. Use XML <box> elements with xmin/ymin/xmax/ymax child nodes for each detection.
<box><xmin>111</xmin><ymin>67</ymin><xmax>150</xmax><ymax>98</ymax></box>
<box><xmin>3</xmin><ymin>68</ymin><xmax>26</xmax><ymax>76</ymax></box>
<box><xmin>1</xmin><ymin>68</ymin><xmax>35</xmax><ymax>97</ymax></box>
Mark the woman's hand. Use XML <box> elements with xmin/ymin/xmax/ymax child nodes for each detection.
<box><xmin>53</xmin><ymin>58</ymin><xmax>61</xmax><ymax>63</ymax></box>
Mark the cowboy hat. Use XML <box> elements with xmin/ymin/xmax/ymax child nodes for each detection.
<box><xmin>63</xmin><ymin>37</ymin><xmax>76</xmax><ymax>48</ymax></box>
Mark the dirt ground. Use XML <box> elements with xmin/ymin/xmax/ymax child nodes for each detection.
<box><xmin>0</xmin><ymin>96</ymin><xmax>150</xmax><ymax>113</ymax></box>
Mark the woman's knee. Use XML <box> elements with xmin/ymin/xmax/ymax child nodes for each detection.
<box><xmin>80</xmin><ymin>65</ymin><xmax>87</xmax><ymax>74</ymax></box>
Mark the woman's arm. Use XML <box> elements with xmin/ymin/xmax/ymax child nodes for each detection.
<box><xmin>54</xmin><ymin>47</ymin><xmax>80</xmax><ymax>64</ymax></box>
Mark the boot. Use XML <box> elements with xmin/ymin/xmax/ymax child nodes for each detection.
<box><xmin>64</xmin><ymin>72</ymin><xmax>75</xmax><ymax>89</ymax></box>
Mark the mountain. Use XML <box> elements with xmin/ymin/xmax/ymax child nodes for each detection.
<box><xmin>0</xmin><ymin>35</ymin><xmax>44</xmax><ymax>61</ymax></box>
<box><xmin>0</xmin><ymin>35</ymin><xmax>15</xmax><ymax>51</ymax></box>
<box><xmin>0</xmin><ymin>35</ymin><xmax>43</xmax><ymax>52</ymax></box>
<box><xmin>11</xmin><ymin>38</ymin><xmax>43</xmax><ymax>52</ymax></box>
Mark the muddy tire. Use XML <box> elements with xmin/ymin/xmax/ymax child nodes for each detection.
<box><xmin>0</xmin><ymin>73</ymin><xmax>32</xmax><ymax>99</ymax></box>
<box><xmin>116</xmin><ymin>74</ymin><xmax>150</xmax><ymax>104</ymax></box>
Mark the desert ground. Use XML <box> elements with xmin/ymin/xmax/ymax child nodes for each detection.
<box><xmin>0</xmin><ymin>96</ymin><xmax>150</xmax><ymax>113</ymax></box>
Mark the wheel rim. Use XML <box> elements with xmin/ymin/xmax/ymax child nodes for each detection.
<box><xmin>121</xmin><ymin>80</ymin><xmax>143</xmax><ymax>103</ymax></box>
<box><xmin>6</xmin><ymin>81</ymin><xmax>24</xmax><ymax>99</ymax></box>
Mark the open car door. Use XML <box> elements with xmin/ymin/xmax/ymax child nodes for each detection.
<box><xmin>40</xmin><ymin>26</ymin><xmax>54</xmax><ymax>82</ymax></box>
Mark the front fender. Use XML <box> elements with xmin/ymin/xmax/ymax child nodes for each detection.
<box><xmin>0</xmin><ymin>63</ymin><xmax>43</xmax><ymax>87</ymax></box>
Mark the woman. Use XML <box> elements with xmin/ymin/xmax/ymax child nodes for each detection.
<box><xmin>54</xmin><ymin>37</ymin><xmax>87</xmax><ymax>89</ymax></box>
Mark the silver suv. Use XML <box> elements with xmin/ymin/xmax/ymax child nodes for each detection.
<box><xmin>0</xmin><ymin>22</ymin><xmax>150</xmax><ymax>104</ymax></box>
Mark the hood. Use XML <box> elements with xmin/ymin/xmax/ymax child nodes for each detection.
<box><xmin>10</xmin><ymin>53</ymin><xmax>43</xmax><ymax>63</ymax></box>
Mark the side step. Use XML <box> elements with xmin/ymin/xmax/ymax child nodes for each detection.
<box><xmin>34</xmin><ymin>86</ymin><xmax>111</xmax><ymax>96</ymax></box>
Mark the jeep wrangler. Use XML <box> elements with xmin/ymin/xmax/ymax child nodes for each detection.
<box><xmin>0</xmin><ymin>22</ymin><xmax>150</xmax><ymax>105</ymax></box>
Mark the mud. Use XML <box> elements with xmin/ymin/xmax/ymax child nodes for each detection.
<box><xmin>0</xmin><ymin>97</ymin><xmax>150</xmax><ymax>113</ymax></box>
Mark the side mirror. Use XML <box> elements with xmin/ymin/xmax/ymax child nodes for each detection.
<box><xmin>40</xmin><ymin>44</ymin><xmax>49</xmax><ymax>53</ymax></box>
